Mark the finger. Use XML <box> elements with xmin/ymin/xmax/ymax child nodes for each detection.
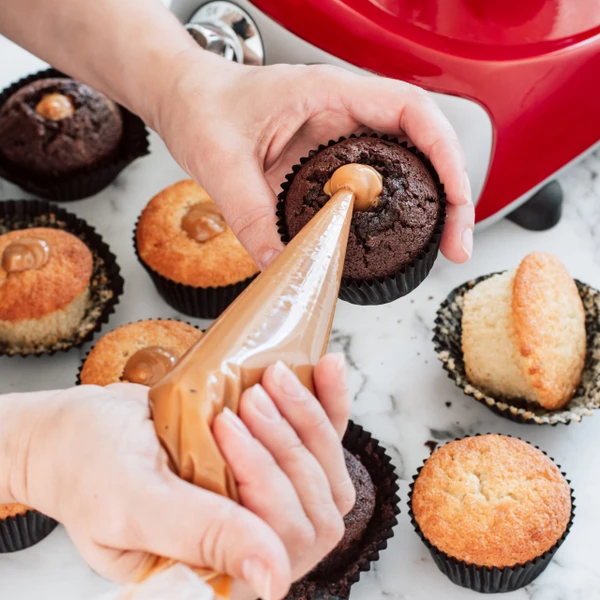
<box><xmin>119</xmin><ymin>472</ymin><xmax>291</xmax><ymax>600</ymax></box>
<box><xmin>261</xmin><ymin>362</ymin><xmax>355</xmax><ymax>516</ymax></box>
<box><xmin>238</xmin><ymin>384</ymin><xmax>345</xmax><ymax>565</ymax></box>
<box><xmin>312</xmin><ymin>353</ymin><xmax>350</xmax><ymax>440</ymax></box>
<box><xmin>198</xmin><ymin>140</ymin><xmax>284</xmax><ymax>271</ymax></box>
<box><xmin>213</xmin><ymin>404</ymin><xmax>316</xmax><ymax>561</ymax></box>
<box><xmin>440</xmin><ymin>202</ymin><xmax>475</xmax><ymax>263</ymax></box>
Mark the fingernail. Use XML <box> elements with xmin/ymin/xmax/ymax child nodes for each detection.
<box><xmin>258</xmin><ymin>248</ymin><xmax>280</xmax><ymax>271</ymax></box>
<box><xmin>251</xmin><ymin>385</ymin><xmax>280</xmax><ymax>422</ymax></box>
<box><xmin>461</xmin><ymin>227</ymin><xmax>474</xmax><ymax>259</ymax></box>
<box><xmin>463</xmin><ymin>171</ymin><xmax>472</xmax><ymax>206</ymax></box>
<box><xmin>272</xmin><ymin>361</ymin><xmax>306</xmax><ymax>401</ymax></box>
<box><xmin>332</xmin><ymin>352</ymin><xmax>346</xmax><ymax>379</ymax></box>
<box><xmin>242</xmin><ymin>558</ymin><xmax>273</xmax><ymax>600</ymax></box>
<box><xmin>222</xmin><ymin>407</ymin><xmax>252</xmax><ymax>439</ymax></box>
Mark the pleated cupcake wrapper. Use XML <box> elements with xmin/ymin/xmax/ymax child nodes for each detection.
<box><xmin>0</xmin><ymin>510</ymin><xmax>58</xmax><ymax>553</ymax></box>
<box><xmin>407</xmin><ymin>434</ymin><xmax>576</xmax><ymax>593</ymax></box>
<box><xmin>0</xmin><ymin>68</ymin><xmax>150</xmax><ymax>202</ymax></box>
<box><xmin>133</xmin><ymin>216</ymin><xmax>256</xmax><ymax>320</ymax></box>
<box><xmin>286</xmin><ymin>420</ymin><xmax>400</xmax><ymax>600</ymax></box>
<box><xmin>75</xmin><ymin>317</ymin><xmax>202</xmax><ymax>385</ymax></box>
<box><xmin>275</xmin><ymin>133</ymin><xmax>446</xmax><ymax>306</ymax></box>
<box><xmin>433</xmin><ymin>273</ymin><xmax>600</xmax><ymax>425</ymax></box>
<box><xmin>0</xmin><ymin>199</ymin><xmax>124</xmax><ymax>357</ymax></box>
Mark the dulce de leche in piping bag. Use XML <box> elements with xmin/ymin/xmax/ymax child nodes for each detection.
<box><xmin>102</xmin><ymin>164</ymin><xmax>382</xmax><ymax>600</ymax></box>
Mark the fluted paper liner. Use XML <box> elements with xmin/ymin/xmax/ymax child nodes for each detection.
<box><xmin>0</xmin><ymin>199</ymin><xmax>124</xmax><ymax>357</ymax></box>
<box><xmin>0</xmin><ymin>68</ymin><xmax>150</xmax><ymax>202</ymax></box>
<box><xmin>133</xmin><ymin>188</ymin><xmax>356</xmax><ymax>596</ymax></box>
<box><xmin>286</xmin><ymin>421</ymin><xmax>400</xmax><ymax>600</ymax></box>
<box><xmin>0</xmin><ymin>509</ymin><xmax>58</xmax><ymax>553</ymax></box>
<box><xmin>433</xmin><ymin>273</ymin><xmax>600</xmax><ymax>425</ymax></box>
<box><xmin>407</xmin><ymin>434</ymin><xmax>576</xmax><ymax>593</ymax></box>
<box><xmin>276</xmin><ymin>133</ymin><xmax>446</xmax><ymax>306</ymax></box>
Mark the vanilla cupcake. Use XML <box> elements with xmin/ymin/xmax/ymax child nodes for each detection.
<box><xmin>0</xmin><ymin>227</ymin><xmax>93</xmax><ymax>348</ymax></box>
<box><xmin>409</xmin><ymin>434</ymin><xmax>574</xmax><ymax>592</ymax></box>
<box><xmin>135</xmin><ymin>180</ymin><xmax>259</xmax><ymax>318</ymax></box>
<box><xmin>462</xmin><ymin>252</ymin><xmax>586</xmax><ymax>411</ymax></box>
<box><xmin>79</xmin><ymin>319</ymin><xmax>202</xmax><ymax>386</ymax></box>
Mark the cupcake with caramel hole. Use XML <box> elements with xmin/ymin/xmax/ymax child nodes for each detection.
<box><xmin>0</xmin><ymin>227</ymin><xmax>93</xmax><ymax>350</ymax></box>
<box><xmin>135</xmin><ymin>180</ymin><xmax>259</xmax><ymax>319</ymax></box>
<box><xmin>79</xmin><ymin>319</ymin><xmax>202</xmax><ymax>386</ymax></box>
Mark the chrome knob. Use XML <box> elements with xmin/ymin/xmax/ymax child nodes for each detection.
<box><xmin>185</xmin><ymin>1</ymin><xmax>265</xmax><ymax>65</ymax></box>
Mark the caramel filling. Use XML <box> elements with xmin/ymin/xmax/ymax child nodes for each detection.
<box><xmin>323</xmin><ymin>163</ymin><xmax>383</xmax><ymax>211</ymax></box>
<box><xmin>35</xmin><ymin>93</ymin><xmax>75</xmax><ymax>120</ymax></box>
<box><xmin>1</xmin><ymin>238</ymin><xmax>50</xmax><ymax>273</ymax></box>
<box><xmin>123</xmin><ymin>347</ymin><xmax>177</xmax><ymax>387</ymax></box>
<box><xmin>182</xmin><ymin>204</ymin><xmax>227</xmax><ymax>242</ymax></box>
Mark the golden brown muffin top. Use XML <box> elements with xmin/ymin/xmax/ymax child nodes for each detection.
<box><xmin>80</xmin><ymin>319</ymin><xmax>202</xmax><ymax>386</ymax></box>
<box><xmin>412</xmin><ymin>435</ymin><xmax>571</xmax><ymax>568</ymax></box>
<box><xmin>0</xmin><ymin>503</ymin><xmax>30</xmax><ymax>519</ymax></box>
<box><xmin>136</xmin><ymin>180</ymin><xmax>259</xmax><ymax>287</ymax></box>
<box><xmin>512</xmin><ymin>252</ymin><xmax>586</xmax><ymax>410</ymax></box>
<box><xmin>0</xmin><ymin>228</ymin><xmax>93</xmax><ymax>321</ymax></box>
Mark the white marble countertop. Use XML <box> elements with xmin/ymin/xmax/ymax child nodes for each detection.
<box><xmin>1</xmin><ymin>36</ymin><xmax>600</xmax><ymax>600</ymax></box>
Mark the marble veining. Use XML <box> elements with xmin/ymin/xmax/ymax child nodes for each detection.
<box><xmin>1</xmin><ymin>36</ymin><xmax>600</xmax><ymax>600</ymax></box>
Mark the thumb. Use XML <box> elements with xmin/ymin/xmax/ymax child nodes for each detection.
<box><xmin>203</xmin><ymin>157</ymin><xmax>284</xmax><ymax>271</ymax></box>
<box><xmin>129</xmin><ymin>472</ymin><xmax>292</xmax><ymax>600</ymax></box>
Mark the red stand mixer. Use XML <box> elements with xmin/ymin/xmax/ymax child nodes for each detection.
<box><xmin>168</xmin><ymin>0</ymin><xmax>600</xmax><ymax>231</ymax></box>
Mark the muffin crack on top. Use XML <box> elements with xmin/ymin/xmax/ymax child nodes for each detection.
<box><xmin>411</xmin><ymin>435</ymin><xmax>572</xmax><ymax>569</ymax></box>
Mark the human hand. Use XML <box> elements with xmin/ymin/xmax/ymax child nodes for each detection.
<box><xmin>17</xmin><ymin>354</ymin><xmax>351</xmax><ymax>600</ymax></box>
<box><xmin>154</xmin><ymin>51</ymin><xmax>474</xmax><ymax>271</ymax></box>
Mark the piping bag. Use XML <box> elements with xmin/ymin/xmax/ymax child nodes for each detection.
<box><xmin>109</xmin><ymin>164</ymin><xmax>382</xmax><ymax>600</ymax></box>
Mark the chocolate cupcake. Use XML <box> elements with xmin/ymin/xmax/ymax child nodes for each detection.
<box><xmin>135</xmin><ymin>180</ymin><xmax>259</xmax><ymax>319</ymax></box>
<box><xmin>0</xmin><ymin>504</ymin><xmax>57</xmax><ymax>553</ymax></box>
<box><xmin>433</xmin><ymin>253</ymin><xmax>600</xmax><ymax>425</ymax></box>
<box><xmin>79</xmin><ymin>319</ymin><xmax>202</xmax><ymax>386</ymax></box>
<box><xmin>409</xmin><ymin>434</ymin><xmax>575</xmax><ymax>593</ymax></box>
<box><xmin>277</xmin><ymin>134</ymin><xmax>445</xmax><ymax>305</ymax></box>
<box><xmin>287</xmin><ymin>422</ymin><xmax>400</xmax><ymax>600</ymax></box>
<box><xmin>0</xmin><ymin>78</ymin><xmax>122</xmax><ymax>176</ymax></box>
<box><xmin>0</xmin><ymin>199</ymin><xmax>123</xmax><ymax>357</ymax></box>
<box><xmin>0</xmin><ymin>228</ymin><xmax>93</xmax><ymax>348</ymax></box>
<box><xmin>0</xmin><ymin>69</ymin><xmax>149</xmax><ymax>201</ymax></box>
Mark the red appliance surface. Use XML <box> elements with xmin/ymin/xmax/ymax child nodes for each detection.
<box><xmin>252</xmin><ymin>0</ymin><xmax>600</xmax><ymax>221</ymax></box>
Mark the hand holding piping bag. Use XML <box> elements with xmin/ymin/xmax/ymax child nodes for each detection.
<box><xmin>130</xmin><ymin>167</ymin><xmax>383</xmax><ymax>599</ymax></box>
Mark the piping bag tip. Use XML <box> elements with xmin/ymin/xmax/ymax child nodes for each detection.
<box><xmin>134</xmin><ymin>166</ymin><xmax>380</xmax><ymax>597</ymax></box>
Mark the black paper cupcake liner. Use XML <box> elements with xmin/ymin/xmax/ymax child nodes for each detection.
<box><xmin>0</xmin><ymin>509</ymin><xmax>58</xmax><ymax>553</ymax></box>
<box><xmin>0</xmin><ymin>68</ymin><xmax>150</xmax><ymax>202</ymax></box>
<box><xmin>0</xmin><ymin>199</ymin><xmax>124</xmax><ymax>357</ymax></box>
<box><xmin>133</xmin><ymin>217</ymin><xmax>256</xmax><ymax>320</ymax></box>
<box><xmin>433</xmin><ymin>273</ymin><xmax>600</xmax><ymax>425</ymax></box>
<box><xmin>286</xmin><ymin>420</ymin><xmax>400</xmax><ymax>600</ymax></box>
<box><xmin>276</xmin><ymin>133</ymin><xmax>446</xmax><ymax>306</ymax></box>
<box><xmin>407</xmin><ymin>434</ymin><xmax>576</xmax><ymax>593</ymax></box>
<box><xmin>75</xmin><ymin>317</ymin><xmax>202</xmax><ymax>385</ymax></box>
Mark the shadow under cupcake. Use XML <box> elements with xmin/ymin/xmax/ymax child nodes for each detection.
<box><xmin>434</xmin><ymin>252</ymin><xmax>600</xmax><ymax>425</ymax></box>
<box><xmin>276</xmin><ymin>134</ymin><xmax>446</xmax><ymax>306</ymax></box>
